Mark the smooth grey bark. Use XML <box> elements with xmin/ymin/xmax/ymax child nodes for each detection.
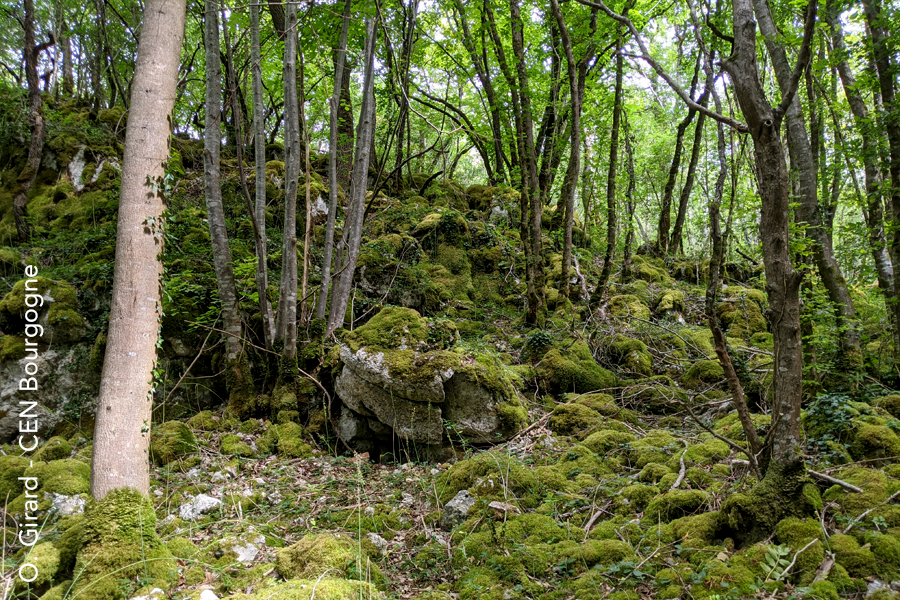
<box><xmin>316</xmin><ymin>0</ymin><xmax>353</xmax><ymax>320</ymax></box>
<box><xmin>276</xmin><ymin>0</ymin><xmax>300</xmax><ymax>359</ymax></box>
<box><xmin>327</xmin><ymin>16</ymin><xmax>378</xmax><ymax>336</ymax></box>
<box><xmin>251</xmin><ymin>0</ymin><xmax>275</xmax><ymax>347</ymax></box>
<box><xmin>753</xmin><ymin>0</ymin><xmax>861</xmax><ymax>364</ymax></box>
<box><xmin>91</xmin><ymin>0</ymin><xmax>186</xmax><ymax>500</ymax></box>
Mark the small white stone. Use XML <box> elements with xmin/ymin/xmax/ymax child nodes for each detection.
<box><xmin>179</xmin><ymin>494</ymin><xmax>222</xmax><ymax>520</ymax></box>
<box><xmin>199</xmin><ymin>591</ymin><xmax>220</xmax><ymax>600</ymax></box>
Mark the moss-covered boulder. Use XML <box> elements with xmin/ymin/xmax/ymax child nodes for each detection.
<box><xmin>0</xmin><ymin>277</ymin><xmax>85</xmax><ymax>343</ymax></box>
<box><xmin>149</xmin><ymin>421</ymin><xmax>196</xmax><ymax>465</ymax></box>
<box><xmin>606</xmin><ymin>335</ymin><xmax>652</xmax><ymax>376</ymax></box>
<box><xmin>412</xmin><ymin>211</ymin><xmax>469</xmax><ymax>248</ymax></box>
<box><xmin>229</xmin><ymin>578</ymin><xmax>384</xmax><ymax>600</ymax></box>
<box><xmin>716</xmin><ymin>292</ymin><xmax>768</xmax><ymax>339</ymax></box>
<box><xmin>436</xmin><ymin>451</ymin><xmax>541</xmax><ymax>507</ymax></box>
<box><xmin>276</xmin><ymin>532</ymin><xmax>383</xmax><ymax>585</ymax></box>
<box><xmin>652</xmin><ymin>290</ymin><xmax>685</xmax><ymax>318</ymax></box>
<box><xmin>849</xmin><ymin>423</ymin><xmax>900</xmax><ymax>463</ymax></box>
<box><xmin>33</xmin><ymin>436</ymin><xmax>72</xmax><ymax>462</ymax></box>
<box><xmin>14</xmin><ymin>542</ymin><xmax>60</xmax><ymax>592</ymax></box>
<box><xmin>537</xmin><ymin>340</ymin><xmax>617</xmax><ymax>395</ymax></box>
<box><xmin>71</xmin><ymin>488</ymin><xmax>176</xmax><ymax>599</ymax></box>
<box><xmin>644</xmin><ymin>490</ymin><xmax>708</xmax><ymax>522</ymax></box>
<box><xmin>682</xmin><ymin>360</ymin><xmax>724</xmax><ymax>386</ymax></box>
<box><xmin>872</xmin><ymin>394</ymin><xmax>900</xmax><ymax>419</ymax></box>
<box><xmin>608</xmin><ymin>294</ymin><xmax>651</xmax><ymax>320</ymax></box>
<box><xmin>257</xmin><ymin>422</ymin><xmax>313</xmax><ymax>458</ymax></box>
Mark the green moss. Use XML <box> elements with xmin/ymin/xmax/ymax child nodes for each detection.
<box><xmin>89</xmin><ymin>332</ymin><xmax>107</xmax><ymax>372</ymax></box>
<box><xmin>0</xmin><ymin>335</ymin><xmax>25</xmax><ymax>360</ymax></box>
<box><xmin>71</xmin><ymin>488</ymin><xmax>176</xmax><ymax>600</ymax></box>
<box><xmin>830</xmin><ymin>533</ymin><xmax>878</xmax><ymax>578</ymax></box>
<box><xmin>775</xmin><ymin>517</ymin><xmax>824</xmax><ymax>583</ymax></box>
<box><xmin>627</xmin><ymin>430</ymin><xmax>680</xmax><ymax>468</ymax></box>
<box><xmin>679</xmin><ymin>438</ymin><xmax>731</xmax><ymax>467</ymax></box>
<box><xmin>33</xmin><ymin>436</ymin><xmax>72</xmax><ymax>462</ymax></box>
<box><xmin>229</xmin><ymin>578</ymin><xmax>383</xmax><ymax>600</ymax></box>
<box><xmin>15</xmin><ymin>542</ymin><xmax>60</xmax><ymax>590</ymax></box>
<box><xmin>873</xmin><ymin>394</ymin><xmax>900</xmax><ymax>419</ymax></box>
<box><xmin>606</xmin><ymin>335</ymin><xmax>652</xmax><ymax>376</ymax></box>
<box><xmin>637</xmin><ymin>462</ymin><xmax>673</xmax><ymax>484</ymax></box>
<box><xmin>26</xmin><ymin>459</ymin><xmax>91</xmax><ymax>496</ymax></box>
<box><xmin>868</xmin><ymin>532</ymin><xmax>900</xmax><ymax>579</ymax></box>
<box><xmin>644</xmin><ymin>490</ymin><xmax>708</xmax><ymax>523</ymax></box>
<box><xmin>537</xmin><ymin>340</ymin><xmax>617</xmax><ymax>395</ymax></box>
<box><xmin>653</xmin><ymin>290</ymin><xmax>685</xmax><ymax>314</ymax></box>
<box><xmin>55</xmin><ymin>516</ymin><xmax>85</xmax><ymax>573</ymax></box>
<box><xmin>220</xmin><ymin>434</ymin><xmax>254</xmax><ymax>457</ymax></box>
<box><xmin>621</xmin><ymin>484</ymin><xmax>659</xmax><ymax>511</ymax></box>
<box><xmin>258</xmin><ymin>422</ymin><xmax>313</xmax><ymax>458</ymax></box>
<box><xmin>822</xmin><ymin>467</ymin><xmax>895</xmax><ymax>514</ymax></box>
<box><xmin>713</xmin><ymin>412</ymin><xmax>770</xmax><ymax>442</ymax></box>
<box><xmin>276</xmin><ymin>533</ymin><xmax>371</xmax><ymax>580</ymax></box>
<box><xmin>849</xmin><ymin>423</ymin><xmax>900</xmax><ymax>462</ymax></box>
<box><xmin>626</xmin><ymin>377</ymin><xmax>690</xmax><ymax>413</ymax></box>
<box><xmin>187</xmin><ymin>410</ymin><xmax>225</xmax><ymax>432</ymax></box>
<box><xmin>583</xmin><ymin>429</ymin><xmax>636</xmax><ymax>454</ymax></box>
<box><xmin>0</xmin><ymin>454</ymin><xmax>29</xmax><ymax>499</ymax></box>
<box><xmin>549</xmin><ymin>403</ymin><xmax>604</xmax><ymax>436</ymax></box>
<box><xmin>149</xmin><ymin>421</ymin><xmax>196</xmax><ymax>465</ymax></box>
<box><xmin>0</xmin><ymin>277</ymin><xmax>78</xmax><ymax>317</ymax></box>
<box><xmin>608</xmin><ymin>295</ymin><xmax>651</xmax><ymax>320</ymax></box>
<box><xmin>164</xmin><ymin>536</ymin><xmax>198</xmax><ymax>559</ymax></box>
<box><xmin>806</xmin><ymin>580</ymin><xmax>840</xmax><ymax>600</ymax></box>
<box><xmin>683</xmin><ymin>360</ymin><xmax>725</xmax><ymax>386</ymax></box>
<box><xmin>344</xmin><ymin>306</ymin><xmax>428</xmax><ymax>353</ymax></box>
<box><xmin>668</xmin><ymin>511</ymin><xmax>721</xmax><ymax>545</ymax></box>
<box><xmin>716</xmin><ymin>296</ymin><xmax>768</xmax><ymax>339</ymax></box>
<box><xmin>436</xmin><ymin>451</ymin><xmax>541</xmax><ymax>507</ymax></box>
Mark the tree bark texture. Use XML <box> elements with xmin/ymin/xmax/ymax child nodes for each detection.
<box><xmin>91</xmin><ymin>0</ymin><xmax>186</xmax><ymax>500</ymax></box>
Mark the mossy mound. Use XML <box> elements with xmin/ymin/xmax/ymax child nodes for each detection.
<box><xmin>276</xmin><ymin>532</ymin><xmax>381</xmax><ymax>583</ymax></box>
<box><xmin>149</xmin><ymin>421</ymin><xmax>197</xmax><ymax>465</ymax></box>
<box><xmin>14</xmin><ymin>542</ymin><xmax>60</xmax><ymax>591</ymax></box>
<box><xmin>436</xmin><ymin>451</ymin><xmax>541</xmax><ymax>507</ymax></box>
<box><xmin>606</xmin><ymin>335</ymin><xmax>652</xmax><ymax>376</ymax></box>
<box><xmin>848</xmin><ymin>423</ymin><xmax>900</xmax><ymax>463</ymax></box>
<box><xmin>682</xmin><ymin>360</ymin><xmax>724</xmax><ymax>386</ymax></box>
<box><xmin>343</xmin><ymin>306</ymin><xmax>428</xmax><ymax>353</ymax></box>
<box><xmin>608</xmin><ymin>294</ymin><xmax>651</xmax><ymax>320</ymax></box>
<box><xmin>257</xmin><ymin>422</ymin><xmax>313</xmax><ymax>458</ymax></box>
<box><xmin>537</xmin><ymin>340</ymin><xmax>616</xmax><ymax>395</ymax></box>
<box><xmin>653</xmin><ymin>289</ymin><xmax>685</xmax><ymax>315</ymax></box>
<box><xmin>873</xmin><ymin>394</ymin><xmax>900</xmax><ymax>419</ymax></box>
<box><xmin>412</xmin><ymin>211</ymin><xmax>469</xmax><ymax>248</ymax></box>
<box><xmin>644</xmin><ymin>490</ymin><xmax>708</xmax><ymax>522</ymax></box>
<box><xmin>71</xmin><ymin>488</ymin><xmax>176</xmax><ymax>600</ymax></box>
<box><xmin>229</xmin><ymin>578</ymin><xmax>384</xmax><ymax>600</ymax></box>
<box><xmin>627</xmin><ymin>430</ymin><xmax>680</xmax><ymax>468</ymax></box>
<box><xmin>0</xmin><ymin>276</ymin><xmax>84</xmax><ymax>342</ymax></box>
<box><xmin>625</xmin><ymin>376</ymin><xmax>690</xmax><ymax>414</ymax></box>
<box><xmin>775</xmin><ymin>517</ymin><xmax>825</xmax><ymax>583</ymax></box>
<box><xmin>549</xmin><ymin>403</ymin><xmax>605</xmax><ymax>436</ymax></box>
<box><xmin>33</xmin><ymin>436</ymin><xmax>72</xmax><ymax>462</ymax></box>
<box><xmin>716</xmin><ymin>294</ymin><xmax>767</xmax><ymax>339</ymax></box>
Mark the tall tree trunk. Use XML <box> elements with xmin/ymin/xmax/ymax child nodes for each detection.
<box><xmin>550</xmin><ymin>0</ymin><xmax>581</xmax><ymax>300</ymax></box>
<box><xmin>593</xmin><ymin>34</ymin><xmax>624</xmax><ymax>305</ymax></box>
<box><xmin>670</xmin><ymin>79</ymin><xmax>710</xmax><ymax>256</ymax></box>
<box><xmin>327</xmin><ymin>16</ymin><xmax>378</xmax><ymax>336</ymax></box>
<box><xmin>251</xmin><ymin>0</ymin><xmax>276</xmax><ymax>347</ymax></box>
<box><xmin>316</xmin><ymin>0</ymin><xmax>353</xmax><ymax>320</ymax></box>
<box><xmin>827</xmin><ymin>0</ymin><xmax>898</xmax><ymax>350</ymax></box>
<box><xmin>299</xmin><ymin>51</ymin><xmax>313</xmax><ymax>324</ymax></box>
<box><xmin>863</xmin><ymin>0</ymin><xmax>900</xmax><ymax>361</ymax></box>
<box><xmin>621</xmin><ymin>112</ymin><xmax>635</xmax><ymax>280</ymax></box>
<box><xmin>336</xmin><ymin>61</ymin><xmax>355</xmax><ymax>191</ymax></box>
<box><xmin>91</xmin><ymin>0</ymin><xmax>186</xmax><ymax>500</ymax></box>
<box><xmin>13</xmin><ymin>0</ymin><xmax>51</xmax><ymax>244</ymax></box>
<box><xmin>656</xmin><ymin>58</ymin><xmax>700</xmax><ymax>256</ymax></box>
<box><xmin>204</xmin><ymin>0</ymin><xmax>252</xmax><ymax>412</ymax></box>
<box><xmin>720</xmin><ymin>0</ymin><xmax>813</xmax><ymax>518</ymax></box>
<box><xmin>509</xmin><ymin>0</ymin><xmax>544</xmax><ymax>325</ymax></box>
<box><xmin>276</xmin><ymin>0</ymin><xmax>300</xmax><ymax>363</ymax></box>
<box><xmin>754</xmin><ymin>0</ymin><xmax>861</xmax><ymax>368</ymax></box>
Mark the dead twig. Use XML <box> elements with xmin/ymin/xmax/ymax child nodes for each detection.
<box><xmin>808</xmin><ymin>469</ymin><xmax>863</xmax><ymax>494</ymax></box>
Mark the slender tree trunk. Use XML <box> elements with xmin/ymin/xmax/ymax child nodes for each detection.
<box><xmin>204</xmin><ymin>0</ymin><xmax>252</xmax><ymax>412</ymax></box>
<box><xmin>327</xmin><ymin>16</ymin><xmax>378</xmax><ymax>336</ymax></box>
<box><xmin>863</xmin><ymin>0</ymin><xmax>900</xmax><ymax>361</ymax></box>
<box><xmin>509</xmin><ymin>0</ymin><xmax>544</xmax><ymax>325</ymax></box>
<box><xmin>13</xmin><ymin>0</ymin><xmax>51</xmax><ymax>244</ymax></box>
<box><xmin>670</xmin><ymin>79</ymin><xmax>710</xmax><ymax>256</ymax></box>
<box><xmin>754</xmin><ymin>0</ymin><xmax>861</xmax><ymax>367</ymax></box>
<box><xmin>621</xmin><ymin>112</ymin><xmax>635</xmax><ymax>280</ymax></box>
<box><xmin>299</xmin><ymin>51</ymin><xmax>313</xmax><ymax>324</ymax></box>
<box><xmin>656</xmin><ymin>59</ymin><xmax>700</xmax><ymax>256</ymax></box>
<box><xmin>251</xmin><ymin>0</ymin><xmax>275</xmax><ymax>347</ymax></box>
<box><xmin>316</xmin><ymin>0</ymin><xmax>353</xmax><ymax>320</ymax></box>
<box><xmin>550</xmin><ymin>0</ymin><xmax>581</xmax><ymax>300</ymax></box>
<box><xmin>91</xmin><ymin>0</ymin><xmax>186</xmax><ymax>500</ymax></box>
<box><xmin>276</xmin><ymin>0</ymin><xmax>300</xmax><ymax>362</ymax></box>
<box><xmin>593</xmin><ymin>35</ymin><xmax>624</xmax><ymax>305</ymax></box>
<box><xmin>827</xmin><ymin>0</ymin><xmax>898</xmax><ymax>350</ymax></box>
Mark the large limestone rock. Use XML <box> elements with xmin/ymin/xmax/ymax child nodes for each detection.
<box><xmin>334</xmin><ymin>307</ymin><xmax>527</xmax><ymax>449</ymax></box>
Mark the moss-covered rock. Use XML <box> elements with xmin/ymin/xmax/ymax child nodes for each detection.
<box><xmin>716</xmin><ymin>295</ymin><xmax>767</xmax><ymax>339</ymax></box>
<box><xmin>276</xmin><ymin>532</ymin><xmax>382</xmax><ymax>583</ymax></box>
<box><xmin>33</xmin><ymin>436</ymin><xmax>72</xmax><ymax>462</ymax></box>
<box><xmin>644</xmin><ymin>490</ymin><xmax>708</xmax><ymax>522</ymax></box>
<box><xmin>606</xmin><ymin>335</ymin><xmax>652</xmax><ymax>376</ymax></box>
<box><xmin>653</xmin><ymin>290</ymin><xmax>685</xmax><ymax>316</ymax></box>
<box><xmin>549</xmin><ymin>403</ymin><xmax>604</xmax><ymax>436</ymax></box>
<box><xmin>436</xmin><ymin>451</ymin><xmax>541</xmax><ymax>507</ymax></box>
<box><xmin>682</xmin><ymin>360</ymin><xmax>724</xmax><ymax>386</ymax></box>
<box><xmin>228</xmin><ymin>578</ymin><xmax>384</xmax><ymax>600</ymax></box>
<box><xmin>15</xmin><ymin>542</ymin><xmax>60</xmax><ymax>591</ymax></box>
<box><xmin>71</xmin><ymin>488</ymin><xmax>176</xmax><ymax>599</ymax></box>
<box><xmin>257</xmin><ymin>422</ymin><xmax>313</xmax><ymax>458</ymax></box>
<box><xmin>608</xmin><ymin>295</ymin><xmax>651</xmax><ymax>320</ymax></box>
<box><xmin>220</xmin><ymin>434</ymin><xmax>254</xmax><ymax>457</ymax></box>
<box><xmin>775</xmin><ymin>517</ymin><xmax>825</xmax><ymax>583</ymax></box>
<box><xmin>873</xmin><ymin>394</ymin><xmax>900</xmax><ymax>419</ymax></box>
<box><xmin>537</xmin><ymin>340</ymin><xmax>616</xmax><ymax>395</ymax></box>
<box><xmin>830</xmin><ymin>533</ymin><xmax>878</xmax><ymax>578</ymax></box>
<box><xmin>849</xmin><ymin>423</ymin><xmax>900</xmax><ymax>463</ymax></box>
<box><xmin>149</xmin><ymin>421</ymin><xmax>196</xmax><ymax>465</ymax></box>
<box><xmin>583</xmin><ymin>429</ymin><xmax>636</xmax><ymax>454</ymax></box>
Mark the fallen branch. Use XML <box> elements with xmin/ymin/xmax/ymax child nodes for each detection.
<box><xmin>844</xmin><ymin>488</ymin><xmax>900</xmax><ymax>534</ymax></box>
<box><xmin>778</xmin><ymin>538</ymin><xmax>819</xmax><ymax>581</ymax></box>
<box><xmin>808</xmin><ymin>469</ymin><xmax>863</xmax><ymax>494</ymax></box>
<box><xmin>670</xmin><ymin>442</ymin><xmax>689</xmax><ymax>491</ymax></box>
